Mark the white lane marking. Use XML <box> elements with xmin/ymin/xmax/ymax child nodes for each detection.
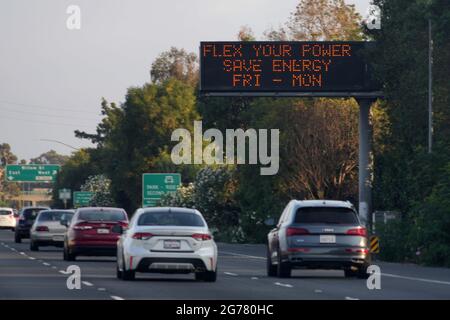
<box><xmin>345</xmin><ymin>296</ymin><xmax>359</xmax><ymax>300</ymax></box>
<box><xmin>52</xmin><ymin>266</ymin><xmax>57</xmax><ymax>269</ymax></box>
<box><xmin>251</xmin><ymin>277</ymin><xmax>259</xmax><ymax>280</ymax></box>
<box><xmin>111</xmin><ymin>295</ymin><xmax>125</xmax><ymax>300</ymax></box>
<box><xmin>11</xmin><ymin>248</ymin><xmax>16</xmax><ymax>252</ymax></box>
<box><xmin>43</xmin><ymin>262</ymin><xmax>50</xmax><ymax>266</ymax></box>
<box><xmin>97</xmin><ymin>288</ymin><xmax>106</xmax><ymax>291</ymax></box>
<box><xmin>274</xmin><ymin>282</ymin><xmax>293</xmax><ymax>288</ymax></box>
<box><xmin>382</xmin><ymin>273</ymin><xmax>450</xmax><ymax>286</ymax></box>
<box><xmin>82</xmin><ymin>281</ymin><xmax>93</xmax><ymax>287</ymax></box>
<box><xmin>19</xmin><ymin>252</ymin><xmax>26</xmax><ymax>255</ymax></box>
<box><xmin>220</xmin><ymin>251</ymin><xmax>266</xmax><ymax>260</ymax></box>
<box><xmin>28</xmin><ymin>257</ymin><xmax>36</xmax><ymax>260</ymax></box>
<box><xmin>315</xmin><ymin>289</ymin><xmax>323</xmax><ymax>293</ymax></box>
<box><xmin>224</xmin><ymin>272</ymin><xmax>238</xmax><ymax>276</ymax></box>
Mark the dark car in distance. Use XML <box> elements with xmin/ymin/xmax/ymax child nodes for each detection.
<box><xmin>63</xmin><ymin>207</ymin><xmax>128</xmax><ymax>261</ymax></box>
<box><xmin>14</xmin><ymin>206</ymin><xmax>50</xmax><ymax>243</ymax></box>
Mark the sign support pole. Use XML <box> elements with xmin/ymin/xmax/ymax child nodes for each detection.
<box><xmin>357</xmin><ymin>98</ymin><xmax>375</xmax><ymax>230</ymax></box>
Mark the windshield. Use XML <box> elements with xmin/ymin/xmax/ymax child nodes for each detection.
<box><xmin>294</xmin><ymin>207</ymin><xmax>358</xmax><ymax>224</ymax></box>
<box><xmin>138</xmin><ymin>211</ymin><xmax>205</xmax><ymax>227</ymax></box>
<box><xmin>38</xmin><ymin>211</ymin><xmax>72</xmax><ymax>222</ymax></box>
<box><xmin>78</xmin><ymin>210</ymin><xmax>126</xmax><ymax>222</ymax></box>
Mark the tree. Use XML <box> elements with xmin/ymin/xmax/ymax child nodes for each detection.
<box><xmin>150</xmin><ymin>47</ymin><xmax>198</xmax><ymax>86</ymax></box>
<box><xmin>265</xmin><ymin>0</ymin><xmax>364</xmax><ymax>41</ymax></box>
<box><xmin>81</xmin><ymin>174</ymin><xmax>115</xmax><ymax>207</ymax></box>
<box><xmin>30</xmin><ymin>150</ymin><xmax>69</xmax><ymax>165</ymax></box>
<box><xmin>0</xmin><ymin>143</ymin><xmax>20</xmax><ymax>204</ymax></box>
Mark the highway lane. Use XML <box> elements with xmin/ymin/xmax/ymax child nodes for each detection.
<box><xmin>1</xmin><ymin>230</ymin><xmax>450</xmax><ymax>300</ymax></box>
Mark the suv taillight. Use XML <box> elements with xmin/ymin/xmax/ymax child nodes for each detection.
<box><xmin>286</xmin><ymin>227</ymin><xmax>309</xmax><ymax>236</ymax></box>
<box><xmin>36</xmin><ymin>226</ymin><xmax>49</xmax><ymax>232</ymax></box>
<box><xmin>346</xmin><ymin>227</ymin><xmax>367</xmax><ymax>237</ymax></box>
<box><xmin>132</xmin><ymin>232</ymin><xmax>153</xmax><ymax>240</ymax></box>
<box><xmin>192</xmin><ymin>233</ymin><xmax>212</xmax><ymax>241</ymax></box>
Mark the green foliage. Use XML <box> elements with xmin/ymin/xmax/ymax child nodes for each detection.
<box><xmin>29</xmin><ymin>150</ymin><xmax>69</xmax><ymax>165</ymax></box>
<box><xmin>81</xmin><ymin>174</ymin><xmax>115</xmax><ymax>207</ymax></box>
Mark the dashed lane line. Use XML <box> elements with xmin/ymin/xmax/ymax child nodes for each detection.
<box><xmin>111</xmin><ymin>295</ymin><xmax>125</xmax><ymax>300</ymax></box>
<box><xmin>224</xmin><ymin>272</ymin><xmax>238</xmax><ymax>276</ymax></box>
<box><xmin>82</xmin><ymin>281</ymin><xmax>94</xmax><ymax>287</ymax></box>
<box><xmin>274</xmin><ymin>282</ymin><xmax>293</xmax><ymax>288</ymax></box>
<box><xmin>345</xmin><ymin>296</ymin><xmax>360</xmax><ymax>300</ymax></box>
<box><xmin>220</xmin><ymin>251</ymin><xmax>266</xmax><ymax>260</ymax></box>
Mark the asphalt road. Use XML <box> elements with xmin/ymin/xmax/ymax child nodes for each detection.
<box><xmin>1</xmin><ymin>229</ymin><xmax>450</xmax><ymax>300</ymax></box>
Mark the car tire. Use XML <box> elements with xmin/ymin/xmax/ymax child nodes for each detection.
<box><xmin>14</xmin><ymin>233</ymin><xmax>21</xmax><ymax>243</ymax></box>
<box><xmin>30</xmin><ymin>240</ymin><xmax>39</xmax><ymax>251</ymax></box>
<box><xmin>357</xmin><ymin>265</ymin><xmax>370</xmax><ymax>279</ymax></box>
<box><xmin>121</xmin><ymin>258</ymin><xmax>135</xmax><ymax>281</ymax></box>
<box><xmin>116</xmin><ymin>264</ymin><xmax>123</xmax><ymax>279</ymax></box>
<box><xmin>195</xmin><ymin>270</ymin><xmax>217</xmax><ymax>282</ymax></box>
<box><xmin>266</xmin><ymin>246</ymin><xmax>277</xmax><ymax>277</ymax></box>
<box><xmin>63</xmin><ymin>244</ymin><xmax>76</xmax><ymax>261</ymax></box>
<box><xmin>277</xmin><ymin>249</ymin><xmax>291</xmax><ymax>278</ymax></box>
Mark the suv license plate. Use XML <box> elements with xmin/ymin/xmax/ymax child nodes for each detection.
<box><xmin>164</xmin><ymin>240</ymin><xmax>181</xmax><ymax>249</ymax></box>
<box><xmin>97</xmin><ymin>228</ymin><xmax>110</xmax><ymax>234</ymax></box>
<box><xmin>320</xmin><ymin>235</ymin><xmax>336</xmax><ymax>243</ymax></box>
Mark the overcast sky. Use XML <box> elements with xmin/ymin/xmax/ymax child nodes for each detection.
<box><xmin>0</xmin><ymin>0</ymin><xmax>370</xmax><ymax>161</ymax></box>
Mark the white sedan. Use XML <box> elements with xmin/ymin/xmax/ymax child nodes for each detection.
<box><xmin>116</xmin><ymin>207</ymin><xmax>218</xmax><ymax>281</ymax></box>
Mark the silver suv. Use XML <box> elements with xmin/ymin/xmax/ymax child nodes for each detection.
<box><xmin>267</xmin><ymin>200</ymin><xmax>371</xmax><ymax>278</ymax></box>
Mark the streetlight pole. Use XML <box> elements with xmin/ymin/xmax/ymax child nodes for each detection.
<box><xmin>39</xmin><ymin>139</ymin><xmax>80</xmax><ymax>151</ymax></box>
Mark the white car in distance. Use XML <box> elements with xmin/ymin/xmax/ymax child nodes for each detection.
<box><xmin>115</xmin><ymin>207</ymin><xmax>218</xmax><ymax>282</ymax></box>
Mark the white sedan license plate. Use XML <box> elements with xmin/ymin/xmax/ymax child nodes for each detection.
<box><xmin>97</xmin><ymin>228</ymin><xmax>110</xmax><ymax>234</ymax></box>
<box><xmin>320</xmin><ymin>235</ymin><xmax>336</xmax><ymax>244</ymax></box>
<box><xmin>52</xmin><ymin>235</ymin><xmax>64</xmax><ymax>242</ymax></box>
<box><xmin>164</xmin><ymin>240</ymin><xmax>181</xmax><ymax>249</ymax></box>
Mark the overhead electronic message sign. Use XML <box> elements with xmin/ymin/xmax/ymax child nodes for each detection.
<box><xmin>200</xmin><ymin>41</ymin><xmax>381</xmax><ymax>97</ymax></box>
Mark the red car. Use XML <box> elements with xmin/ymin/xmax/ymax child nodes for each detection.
<box><xmin>63</xmin><ymin>207</ymin><xmax>128</xmax><ymax>261</ymax></box>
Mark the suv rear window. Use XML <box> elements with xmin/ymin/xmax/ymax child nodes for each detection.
<box><xmin>23</xmin><ymin>208</ymin><xmax>47</xmax><ymax>220</ymax></box>
<box><xmin>78</xmin><ymin>210</ymin><xmax>126</xmax><ymax>222</ymax></box>
<box><xmin>138</xmin><ymin>212</ymin><xmax>205</xmax><ymax>227</ymax></box>
<box><xmin>294</xmin><ymin>207</ymin><xmax>358</xmax><ymax>224</ymax></box>
<box><xmin>0</xmin><ymin>210</ymin><xmax>12</xmax><ymax>215</ymax></box>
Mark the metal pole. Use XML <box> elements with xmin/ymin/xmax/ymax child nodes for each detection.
<box><xmin>357</xmin><ymin>99</ymin><xmax>373</xmax><ymax>229</ymax></box>
<box><xmin>428</xmin><ymin>18</ymin><xmax>433</xmax><ymax>154</ymax></box>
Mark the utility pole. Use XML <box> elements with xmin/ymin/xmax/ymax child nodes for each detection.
<box><xmin>428</xmin><ymin>18</ymin><xmax>433</xmax><ymax>154</ymax></box>
<box><xmin>357</xmin><ymin>99</ymin><xmax>375</xmax><ymax>230</ymax></box>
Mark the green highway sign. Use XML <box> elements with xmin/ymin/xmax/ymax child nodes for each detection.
<box><xmin>5</xmin><ymin>164</ymin><xmax>60</xmax><ymax>182</ymax></box>
<box><xmin>73</xmin><ymin>191</ymin><xmax>94</xmax><ymax>207</ymax></box>
<box><xmin>142</xmin><ymin>173</ymin><xmax>181</xmax><ymax>207</ymax></box>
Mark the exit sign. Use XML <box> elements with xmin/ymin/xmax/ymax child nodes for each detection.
<box><xmin>5</xmin><ymin>164</ymin><xmax>60</xmax><ymax>182</ymax></box>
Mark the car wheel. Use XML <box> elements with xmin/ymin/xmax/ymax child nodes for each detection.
<box><xmin>30</xmin><ymin>240</ymin><xmax>39</xmax><ymax>251</ymax></box>
<box><xmin>195</xmin><ymin>270</ymin><xmax>217</xmax><ymax>282</ymax></box>
<box><xmin>14</xmin><ymin>233</ymin><xmax>21</xmax><ymax>243</ymax></box>
<box><xmin>277</xmin><ymin>249</ymin><xmax>291</xmax><ymax>278</ymax></box>
<box><xmin>64</xmin><ymin>244</ymin><xmax>76</xmax><ymax>261</ymax></box>
<box><xmin>357</xmin><ymin>265</ymin><xmax>370</xmax><ymax>279</ymax></box>
<box><xmin>116</xmin><ymin>264</ymin><xmax>123</xmax><ymax>279</ymax></box>
<box><xmin>266</xmin><ymin>246</ymin><xmax>277</xmax><ymax>277</ymax></box>
<box><xmin>121</xmin><ymin>257</ymin><xmax>135</xmax><ymax>281</ymax></box>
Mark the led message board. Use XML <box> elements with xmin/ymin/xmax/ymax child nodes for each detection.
<box><xmin>200</xmin><ymin>41</ymin><xmax>381</xmax><ymax>97</ymax></box>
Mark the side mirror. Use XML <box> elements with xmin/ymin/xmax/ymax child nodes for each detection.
<box><xmin>264</xmin><ymin>218</ymin><xmax>276</xmax><ymax>227</ymax></box>
<box><xmin>112</xmin><ymin>225</ymin><xmax>124</xmax><ymax>234</ymax></box>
